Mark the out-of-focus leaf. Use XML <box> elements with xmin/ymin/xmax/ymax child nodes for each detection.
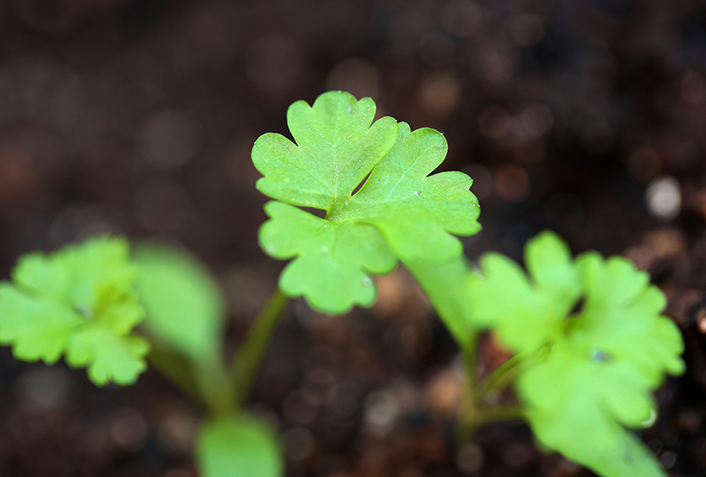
<box><xmin>134</xmin><ymin>243</ymin><xmax>226</xmax><ymax>362</ymax></box>
<box><xmin>467</xmin><ymin>232</ymin><xmax>581</xmax><ymax>353</ymax></box>
<box><xmin>0</xmin><ymin>236</ymin><xmax>148</xmax><ymax>386</ymax></box>
<box><xmin>467</xmin><ymin>230</ymin><xmax>685</xmax><ymax>477</ymax></box>
<box><xmin>196</xmin><ymin>414</ymin><xmax>283</xmax><ymax>477</ymax></box>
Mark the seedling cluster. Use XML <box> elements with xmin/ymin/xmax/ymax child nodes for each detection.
<box><xmin>0</xmin><ymin>91</ymin><xmax>684</xmax><ymax>477</ymax></box>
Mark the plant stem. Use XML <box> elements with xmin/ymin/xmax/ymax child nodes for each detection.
<box><xmin>230</xmin><ymin>288</ymin><xmax>290</xmax><ymax>409</ymax></box>
<box><xmin>458</xmin><ymin>401</ymin><xmax>525</xmax><ymax>439</ymax></box>
<box><xmin>478</xmin><ymin>352</ymin><xmax>525</xmax><ymax>398</ymax></box>
<box><xmin>484</xmin><ymin>405</ymin><xmax>524</xmax><ymax>422</ymax></box>
<box><xmin>146</xmin><ymin>289</ymin><xmax>289</xmax><ymax>416</ymax></box>
<box><xmin>404</xmin><ymin>256</ymin><xmax>492</xmax><ymax>440</ymax></box>
<box><xmin>404</xmin><ymin>256</ymin><xmax>527</xmax><ymax>440</ymax></box>
<box><xmin>192</xmin><ymin>356</ymin><xmax>236</xmax><ymax>417</ymax></box>
<box><xmin>146</xmin><ymin>341</ymin><xmax>201</xmax><ymax>403</ymax></box>
<box><xmin>146</xmin><ymin>337</ymin><xmax>236</xmax><ymax>416</ymax></box>
<box><xmin>403</xmin><ymin>256</ymin><xmax>476</xmax><ymax>353</ymax></box>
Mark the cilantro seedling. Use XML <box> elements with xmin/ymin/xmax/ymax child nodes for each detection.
<box><xmin>134</xmin><ymin>243</ymin><xmax>286</xmax><ymax>476</ymax></box>
<box><xmin>0</xmin><ymin>91</ymin><xmax>686</xmax><ymax>477</ymax></box>
<box><xmin>467</xmin><ymin>231</ymin><xmax>685</xmax><ymax>477</ymax></box>
<box><xmin>252</xmin><ymin>92</ymin><xmax>685</xmax><ymax>476</ymax></box>
<box><xmin>0</xmin><ymin>238</ymin><xmax>285</xmax><ymax>477</ymax></box>
<box><xmin>253</xmin><ymin>90</ymin><xmax>480</xmax><ymax>314</ymax></box>
<box><xmin>0</xmin><ymin>237</ymin><xmax>148</xmax><ymax>386</ymax></box>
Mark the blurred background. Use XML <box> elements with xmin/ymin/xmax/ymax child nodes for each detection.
<box><xmin>0</xmin><ymin>0</ymin><xmax>705</xmax><ymax>476</ymax></box>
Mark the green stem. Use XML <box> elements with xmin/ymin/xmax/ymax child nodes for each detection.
<box><xmin>457</xmin><ymin>398</ymin><xmax>526</xmax><ymax>441</ymax></box>
<box><xmin>404</xmin><ymin>256</ymin><xmax>526</xmax><ymax>441</ymax></box>
<box><xmin>457</xmin><ymin>342</ymin><xmax>480</xmax><ymax>441</ymax></box>
<box><xmin>403</xmin><ymin>256</ymin><xmax>476</xmax><ymax>353</ymax></box>
<box><xmin>146</xmin><ymin>337</ymin><xmax>235</xmax><ymax>416</ymax></box>
<box><xmin>484</xmin><ymin>405</ymin><xmax>524</xmax><ymax>422</ymax></box>
<box><xmin>146</xmin><ymin>341</ymin><xmax>201</xmax><ymax>403</ymax></box>
<box><xmin>478</xmin><ymin>352</ymin><xmax>526</xmax><ymax>398</ymax></box>
<box><xmin>145</xmin><ymin>288</ymin><xmax>289</xmax><ymax>416</ymax></box>
<box><xmin>192</xmin><ymin>356</ymin><xmax>236</xmax><ymax>417</ymax></box>
<box><xmin>230</xmin><ymin>288</ymin><xmax>290</xmax><ymax>409</ymax></box>
<box><xmin>404</xmin><ymin>256</ymin><xmax>489</xmax><ymax>440</ymax></box>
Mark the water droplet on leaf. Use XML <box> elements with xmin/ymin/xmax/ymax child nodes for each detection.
<box><xmin>75</xmin><ymin>303</ymin><xmax>94</xmax><ymax>319</ymax></box>
<box><xmin>641</xmin><ymin>408</ymin><xmax>658</xmax><ymax>428</ymax></box>
<box><xmin>590</xmin><ymin>347</ymin><xmax>610</xmax><ymax>362</ymax></box>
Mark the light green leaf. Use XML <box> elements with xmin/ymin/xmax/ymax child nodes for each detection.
<box><xmin>260</xmin><ymin>201</ymin><xmax>396</xmax><ymax>314</ymax></box>
<box><xmin>253</xmin><ymin>91</ymin><xmax>481</xmax><ymax>313</ymax></box>
<box><xmin>134</xmin><ymin>243</ymin><xmax>226</xmax><ymax>362</ymax></box>
<box><xmin>351</xmin><ymin>123</ymin><xmax>480</xmax><ymax>261</ymax></box>
<box><xmin>66</xmin><ymin>325</ymin><xmax>149</xmax><ymax>386</ymax></box>
<box><xmin>575</xmin><ymin>253</ymin><xmax>686</xmax><ymax>382</ymax></box>
<box><xmin>467</xmin><ymin>230</ymin><xmax>685</xmax><ymax>477</ymax></box>
<box><xmin>518</xmin><ymin>342</ymin><xmax>665</xmax><ymax>477</ymax></box>
<box><xmin>0</xmin><ymin>283</ymin><xmax>81</xmax><ymax>363</ymax></box>
<box><xmin>467</xmin><ymin>231</ymin><xmax>581</xmax><ymax>353</ymax></box>
<box><xmin>253</xmin><ymin>92</ymin><xmax>398</xmax><ymax>211</ymax></box>
<box><xmin>196</xmin><ymin>414</ymin><xmax>283</xmax><ymax>477</ymax></box>
<box><xmin>0</xmin><ymin>236</ymin><xmax>149</xmax><ymax>386</ymax></box>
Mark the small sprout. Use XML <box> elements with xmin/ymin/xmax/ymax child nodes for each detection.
<box><xmin>0</xmin><ymin>237</ymin><xmax>149</xmax><ymax>386</ymax></box>
<box><xmin>467</xmin><ymin>231</ymin><xmax>685</xmax><ymax>477</ymax></box>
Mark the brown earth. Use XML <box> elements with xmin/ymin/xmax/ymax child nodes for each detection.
<box><xmin>0</xmin><ymin>0</ymin><xmax>705</xmax><ymax>476</ymax></box>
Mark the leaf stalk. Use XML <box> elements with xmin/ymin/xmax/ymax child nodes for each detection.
<box><xmin>230</xmin><ymin>288</ymin><xmax>290</xmax><ymax>409</ymax></box>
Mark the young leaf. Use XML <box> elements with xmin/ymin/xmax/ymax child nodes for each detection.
<box><xmin>253</xmin><ymin>91</ymin><xmax>480</xmax><ymax>313</ymax></box>
<box><xmin>467</xmin><ymin>231</ymin><xmax>685</xmax><ymax>477</ymax></box>
<box><xmin>253</xmin><ymin>92</ymin><xmax>398</xmax><ymax>211</ymax></box>
<box><xmin>134</xmin><ymin>243</ymin><xmax>226</xmax><ymax>363</ymax></box>
<box><xmin>518</xmin><ymin>341</ymin><xmax>667</xmax><ymax>477</ymax></box>
<box><xmin>350</xmin><ymin>122</ymin><xmax>481</xmax><ymax>261</ymax></box>
<box><xmin>259</xmin><ymin>201</ymin><xmax>396</xmax><ymax>314</ymax></box>
<box><xmin>196</xmin><ymin>414</ymin><xmax>283</xmax><ymax>477</ymax></box>
<box><xmin>0</xmin><ymin>237</ymin><xmax>149</xmax><ymax>386</ymax></box>
<box><xmin>466</xmin><ymin>232</ymin><xmax>581</xmax><ymax>353</ymax></box>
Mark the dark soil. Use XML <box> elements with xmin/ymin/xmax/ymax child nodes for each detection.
<box><xmin>0</xmin><ymin>0</ymin><xmax>705</xmax><ymax>476</ymax></box>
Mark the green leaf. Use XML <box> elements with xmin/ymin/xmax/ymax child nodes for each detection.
<box><xmin>467</xmin><ymin>230</ymin><xmax>685</xmax><ymax>477</ymax></box>
<box><xmin>196</xmin><ymin>414</ymin><xmax>283</xmax><ymax>477</ymax></box>
<box><xmin>259</xmin><ymin>201</ymin><xmax>396</xmax><ymax>314</ymax></box>
<box><xmin>0</xmin><ymin>284</ymin><xmax>82</xmax><ymax>363</ymax></box>
<box><xmin>351</xmin><ymin>123</ymin><xmax>481</xmax><ymax>261</ymax></box>
<box><xmin>253</xmin><ymin>91</ymin><xmax>481</xmax><ymax>313</ymax></box>
<box><xmin>0</xmin><ymin>236</ymin><xmax>149</xmax><ymax>386</ymax></box>
<box><xmin>134</xmin><ymin>243</ymin><xmax>226</xmax><ymax>362</ymax></box>
<box><xmin>574</xmin><ymin>253</ymin><xmax>686</xmax><ymax>382</ymax></box>
<box><xmin>467</xmin><ymin>231</ymin><xmax>581</xmax><ymax>353</ymax></box>
<box><xmin>253</xmin><ymin>92</ymin><xmax>398</xmax><ymax>211</ymax></box>
<box><xmin>66</xmin><ymin>325</ymin><xmax>149</xmax><ymax>386</ymax></box>
<box><xmin>518</xmin><ymin>342</ymin><xmax>666</xmax><ymax>477</ymax></box>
